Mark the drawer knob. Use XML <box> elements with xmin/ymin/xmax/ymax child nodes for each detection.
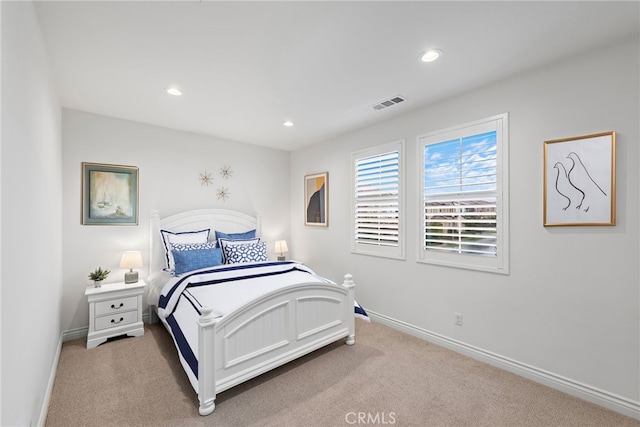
<box><xmin>111</xmin><ymin>303</ymin><xmax>124</xmax><ymax>310</ymax></box>
<box><xmin>111</xmin><ymin>317</ymin><xmax>124</xmax><ymax>324</ymax></box>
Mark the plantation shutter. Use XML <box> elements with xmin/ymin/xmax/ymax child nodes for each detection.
<box><xmin>423</xmin><ymin>131</ymin><xmax>498</xmax><ymax>256</ymax></box>
<box><xmin>354</xmin><ymin>150</ymin><xmax>400</xmax><ymax>247</ymax></box>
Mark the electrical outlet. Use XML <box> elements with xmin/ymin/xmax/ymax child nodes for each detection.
<box><xmin>454</xmin><ymin>312</ymin><xmax>463</xmax><ymax>326</ymax></box>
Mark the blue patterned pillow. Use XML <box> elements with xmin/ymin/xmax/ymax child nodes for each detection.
<box><xmin>219</xmin><ymin>237</ymin><xmax>260</xmax><ymax>263</ymax></box>
<box><xmin>171</xmin><ymin>241</ymin><xmax>218</xmax><ymax>253</ymax></box>
<box><xmin>171</xmin><ymin>242</ymin><xmax>222</xmax><ymax>275</ymax></box>
<box><xmin>223</xmin><ymin>241</ymin><xmax>268</xmax><ymax>264</ymax></box>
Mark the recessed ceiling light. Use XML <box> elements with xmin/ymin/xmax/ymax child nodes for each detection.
<box><xmin>420</xmin><ymin>49</ymin><xmax>443</xmax><ymax>63</ymax></box>
<box><xmin>165</xmin><ymin>85</ymin><xmax>182</xmax><ymax>96</ymax></box>
<box><xmin>283</xmin><ymin>120</ymin><xmax>294</xmax><ymax>127</ymax></box>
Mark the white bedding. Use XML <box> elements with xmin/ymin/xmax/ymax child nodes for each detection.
<box><xmin>157</xmin><ymin>261</ymin><xmax>329</xmax><ymax>319</ymax></box>
<box><xmin>152</xmin><ymin>261</ymin><xmax>337</xmax><ymax>391</ymax></box>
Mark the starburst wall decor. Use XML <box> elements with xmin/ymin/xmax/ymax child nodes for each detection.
<box><xmin>199</xmin><ymin>164</ymin><xmax>233</xmax><ymax>201</ymax></box>
<box><xmin>199</xmin><ymin>171</ymin><xmax>214</xmax><ymax>186</ymax></box>
<box><xmin>220</xmin><ymin>165</ymin><xmax>233</xmax><ymax>179</ymax></box>
<box><xmin>216</xmin><ymin>186</ymin><xmax>230</xmax><ymax>201</ymax></box>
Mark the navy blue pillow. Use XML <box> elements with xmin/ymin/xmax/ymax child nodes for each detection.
<box><xmin>215</xmin><ymin>229</ymin><xmax>256</xmax><ymax>245</ymax></box>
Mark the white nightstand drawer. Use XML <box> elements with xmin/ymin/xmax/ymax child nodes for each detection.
<box><xmin>85</xmin><ymin>280</ymin><xmax>146</xmax><ymax>349</ymax></box>
<box><xmin>94</xmin><ymin>310</ymin><xmax>138</xmax><ymax>331</ymax></box>
<box><xmin>95</xmin><ymin>296</ymin><xmax>137</xmax><ymax>316</ymax></box>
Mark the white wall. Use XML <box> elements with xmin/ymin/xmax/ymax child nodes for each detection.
<box><xmin>1</xmin><ymin>3</ymin><xmax>4</xmax><ymax>423</ymax></box>
<box><xmin>291</xmin><ymin>35</ymin><xmax>640</xmax><ymax>409</ymax></box>
<box><xmin>1</xmin><ymin>2</ymin><xmax>63</xmax><ymax>426</ymax></box>
<box><xmin>61</xmin><ymin>109</ymin><xmax>290</xmax><ymax>331</ymax></box>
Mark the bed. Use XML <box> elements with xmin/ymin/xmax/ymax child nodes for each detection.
<box><xmin>147</xmin><ymin>208</ymin><xmax>361</xmax><ymax>416</ymax></box>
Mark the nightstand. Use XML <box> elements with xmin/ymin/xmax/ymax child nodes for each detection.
<box><xmin>84</xmin><ymin>280</ymin><xmax>146</xmax><ymax>349</ymax></box>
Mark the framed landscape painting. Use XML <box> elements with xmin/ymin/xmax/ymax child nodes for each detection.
<box><xmin>304</xmin><ymin>172</ymin><xmax>328</xmax><ymax>227</ymax></box>
<box><xmin>543</xmin><ymin>131</ymin><xmax>615</xmax><ymax>226</ymax></box>
<box><xmin>82</xmin><ymin>162</ymin><xmax>139</xmax><ymax>225</ymax></box>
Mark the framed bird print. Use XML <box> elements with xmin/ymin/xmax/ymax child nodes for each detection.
<box><xmin>543</xmin><ymin>131</ymin><xmax>616</xmax><ymax>226</ymax></box>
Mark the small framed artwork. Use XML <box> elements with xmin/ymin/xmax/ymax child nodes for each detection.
<box><xmin>82</xmin><ymin>162</ymin><xmax>139</xmax><ymax>225</ymax></box>
<box><xmin>304</xmin><ymin>172</ymin><xmax>328</xmax><ymax>227</ymax></box>
<box><xmin>543</xmin><ymin>131</ymin><xmax>615</xmax><ymax>227</ymax></box>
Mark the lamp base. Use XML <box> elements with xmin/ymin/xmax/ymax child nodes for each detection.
<box><xmin>277</xmin><ymin>256</ymin><xmax>286</xmax><ymax>261</ymax></box>
<box><xmin>124</xmin><ymin>270</ymin><xmax>139</xmax><ymax>284</ymax></box>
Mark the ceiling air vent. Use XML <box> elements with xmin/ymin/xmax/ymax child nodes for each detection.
<box><xmin>372</xmin><ymin>95</ymin><xmax>407</xmax><ymax>111</ymax></box>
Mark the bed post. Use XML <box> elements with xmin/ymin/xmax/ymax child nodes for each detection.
<box><xmin>148</xmin><ymin>210</ymin><xmax>160</xmax><ymax>283</ymax></box>
<box><xmin>254</xmin><ymin>211</ymin><xmax>263</xmax><ymax>238</ymax></box>
<box><xmin>342</xmin><ymin>273</ymin><xmax>356</xmax><ymax>346</ymax></box>
<box><xmin>198</xmin><ymin>307</ymin><xmax>217</xmax><ymax>416</ymax></box>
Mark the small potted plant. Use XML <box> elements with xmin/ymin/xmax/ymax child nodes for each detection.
<box><xmin>89</xmin><ymin>267</ymin><xmax>110</xmax><ymax>288</ymax></box>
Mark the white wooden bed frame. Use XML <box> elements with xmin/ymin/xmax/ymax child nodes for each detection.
<box><xmin>148</xmin><ymin>209</ymin><xmax>356</xmax><ymax>416</ymax></box>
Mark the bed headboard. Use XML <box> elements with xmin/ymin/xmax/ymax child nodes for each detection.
<box><xmin>148</xmin><ymin>209</ymin><xmax>262</xmax><ymax>279</ymax></box>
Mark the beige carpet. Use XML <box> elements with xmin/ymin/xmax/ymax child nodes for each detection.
<box><xmin>46</xmin><ymin>320</ymin><xmax>639</xmax><ymax>427</ymax></box>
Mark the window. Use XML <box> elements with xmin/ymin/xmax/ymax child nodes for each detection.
<box><xmin>418</xmin><ymin>114</ymin><xmax>509</xmax><ymax>274</ymax></box>
<box><xmin>352</xmin><ymin>140</ymin><xmax>404</xmax><ymax>259</ymax></box>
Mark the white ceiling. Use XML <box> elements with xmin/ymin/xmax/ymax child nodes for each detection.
<box><xmin>34</xmin><ymin>1</ymin><xmax>639</xmax><ymax>151</ymax></box>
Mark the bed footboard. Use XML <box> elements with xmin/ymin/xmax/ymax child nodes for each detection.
<box><xmin>197</xmin><ymin>273</ymin><xmax>356</xmax><ymax>416</ymax></box>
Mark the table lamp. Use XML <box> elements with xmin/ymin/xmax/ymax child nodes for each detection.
<box><xmin>274</xmin><ymin>240</ymin><xmax>288</xmax><ymax>261</ymax></box>
<box><xmin>120</xmin><ymin>250</ymin><xmax>143</xmax><ymax>284</ymax></box>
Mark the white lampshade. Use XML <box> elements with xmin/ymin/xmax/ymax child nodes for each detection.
<box><xmin>275</xmin><ymin>240</ymin><xmax>288</xmax><ymax>261</ymax></box>
<box><xmin>274</xmin><ymin>240</ymin><xmax>288</xmax><ymax>254</ymax></box>
<box><xmin>120</xmin><ymin>251</ymin><xmax>143</xmax><ymax>269</ymax></box>
<box><xmin>120</xmin><ymin>251</ymin><xmax>143</xmax><ymax>283</ymax></box>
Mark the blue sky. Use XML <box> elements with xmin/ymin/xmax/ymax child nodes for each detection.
<box><xmin>424</xmin><ymin>131</ymin><xmax>497</xmax><ymax>196</ymax></box>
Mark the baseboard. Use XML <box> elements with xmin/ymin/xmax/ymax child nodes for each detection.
<box><xmin>367</xmin><ymin>310</ymin><xmax>640</xmax><ymax>421</ymax></box>
<box><xmin>61</xmin><ymin>326</ymin><xmax>87</xmax><ymax>342</ymax></box>
<box><xmin>36</xmin><ymin>334</ymin><xmax>63</xmax><ymax>426</ymax></box>
<box><xmin>61</xmin><ymin>312</ymin><xmax>151</xmax><ymax>343</ymax></box>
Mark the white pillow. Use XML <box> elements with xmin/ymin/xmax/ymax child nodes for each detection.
<box><xmin>161</xmin><ymin>229</ymin><xmax>210</xmax><ymax>271</ymax></box>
